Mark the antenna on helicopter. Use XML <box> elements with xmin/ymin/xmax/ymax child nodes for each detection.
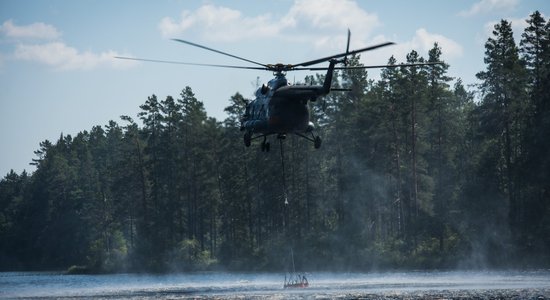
<box><xmin>253</xmin><ymin>76</ymin><xmax>260</xmax><ymax>89</ymax></box>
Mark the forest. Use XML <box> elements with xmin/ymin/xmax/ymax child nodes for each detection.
<box><xmin>1</xmin><ymin>13</ymin><xmax>549</xmax><ymax>273</ymax></box>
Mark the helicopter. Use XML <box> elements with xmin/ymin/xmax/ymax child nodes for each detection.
<box><xmin>116</xmin><ymin>30</ymin><xmax>442</xmax><ymax>151</ymax></box>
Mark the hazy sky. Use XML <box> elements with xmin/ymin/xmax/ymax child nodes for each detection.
<box><xmin>0</xmin><ymin>0</ymin><xmax>548</xmax><ymax>176</ymax></box>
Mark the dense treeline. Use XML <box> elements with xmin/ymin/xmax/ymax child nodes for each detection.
<box><xmin>1</xmin><ymin>13</ymin><xmax>549</xmax><ymax>272</ymax></box>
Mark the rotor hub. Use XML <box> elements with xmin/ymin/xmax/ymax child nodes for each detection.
<box><xmin>267</xmin><ymin>63</ymin><xmax>293</xmax><ymax>73</ymax></box>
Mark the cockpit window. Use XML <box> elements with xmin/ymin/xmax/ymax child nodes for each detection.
<box><xmin>268</xmin><ymin>76</ymin><xmax>288</xmax><ymax>90</ymax></box>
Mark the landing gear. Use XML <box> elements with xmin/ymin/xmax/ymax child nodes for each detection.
<box><xmin>245</xmin><ymin>132</ymin><xmax>320</xmax><ymax>150</ymax></box>
<box><xmin>244</xmin><ymin>132</ymin><xmax>271</xmax><ymax>151</ymax></box>
<box><xmin>261</xmin><ymin>136</ymin><xmax>271</xmax><ymax>152</ymax></box>
<box><xmin>314</xmin><ymin>136</ymin><xmax>322</xmax><ymax>149</ymax></box>
<box><xmin>244</xmin><ymin>131</ymin><xmax>252</xmax><ymax>147</ymax></box>
<box><xmin>294</xmin><ymin>132</ymin><xmax>322</xmax><ymax>149</ymax></box>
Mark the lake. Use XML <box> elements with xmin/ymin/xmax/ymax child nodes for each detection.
<box><xmin>1</xmin><ymin>270</ymin><xmax>550</xmax><ymax>299</ymax></box>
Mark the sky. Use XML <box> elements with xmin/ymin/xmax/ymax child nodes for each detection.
<box><xmin>0</xmin><ymin>0</ymin><xmax>548</xmax><ymax>176</ymax></box>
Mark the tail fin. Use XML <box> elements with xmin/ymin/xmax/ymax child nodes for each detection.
<box><xmin>322</xmin><ymin>60</ymin><xmax>337</xmax><ymax>94</ymax></box>
<box><xmin>321</xmin><ymin>29</ymin><xmax>351</xmax><ymax>94</ymax></box>
<box><xmin>344</xmin><ymin>29</ymin><xmax>350</xmax><ymax>66</ymax></box>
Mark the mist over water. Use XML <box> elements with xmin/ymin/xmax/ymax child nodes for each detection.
<box><xmin>2</xmin><ymin>270</ymin><xmax>549</xmax><ymax>299</ymax></box>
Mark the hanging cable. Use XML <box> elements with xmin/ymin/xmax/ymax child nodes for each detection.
<box><xmin>279</xmin><ymin>136</ymin><xmax>289</xmax><ymax>206</ymax></box>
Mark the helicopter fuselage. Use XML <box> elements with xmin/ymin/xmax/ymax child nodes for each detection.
<box><xmin>240</xmin><ymin>60</ymin><xmax>336</xmax><ymax>140</ymax></box>
<box><xmin>241</xmin><ymin>76</ymin><xmax>311</xmax><ymax>134</ymax></box>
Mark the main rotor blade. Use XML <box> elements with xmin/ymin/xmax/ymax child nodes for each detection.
<box><xmin>293</xmin><ymin>41</ymin><xmax>395</xmax><ymax>67</ymax></box>
<box><xmin>294</xmin><ymin>61</ymin><xmax>445</xmax><ymax>71</ymax></box>
<box><xmin>172</xmin><ymin>39</ymin><xmax>268</xmax><ymax>68</ymax></box>
<box><xmin>114</xmin><ymin>56</ymin><xmax>266</xmax><ymax>70</ymax></box>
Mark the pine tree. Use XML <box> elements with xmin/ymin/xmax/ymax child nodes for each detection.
<box><xmin>476</xmin><ymin>19</ymin><xmax>528</xmax><ymax>258</ymax></box>
<box><xmin>519</xmin><ymin>11</ymin><xmax>550</xmax><ymax>261</ymax></box>
<box><xmin>425</xmin><ymin>43</ymin><xmax>454</xmax><ymax>252</ymax></box>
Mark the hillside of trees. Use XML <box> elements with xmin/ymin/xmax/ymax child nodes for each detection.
<box><xmin>1</xmin><ymin>13</ymin><xmax>549</xmax><ymax>273</ymax></box>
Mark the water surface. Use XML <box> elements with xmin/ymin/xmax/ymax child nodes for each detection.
<box><xmin>1</xmin><ymin>270</ymin><xmax>549</xmax><ymax>299</ymax></box>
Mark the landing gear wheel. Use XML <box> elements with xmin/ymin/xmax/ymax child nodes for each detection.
<box><xmin>244</xmin><ymin>132</ymin><xmax>252</xmax><ymax>147</ymax></box>
<box><xmin>314</xmin><ymin>136</ymin><xmax>322</xmax><ymax>149</ymax></box>
<box><xmin>260</xmin><ymin>141</ymin><xmax>271</xmax><ymax>152</ymax></box>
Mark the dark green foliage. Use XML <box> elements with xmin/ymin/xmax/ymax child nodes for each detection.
<box><xmin>1</xmin><ymin>13</ymin><xmax>549</xmax><ymax>271</ymax></box>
